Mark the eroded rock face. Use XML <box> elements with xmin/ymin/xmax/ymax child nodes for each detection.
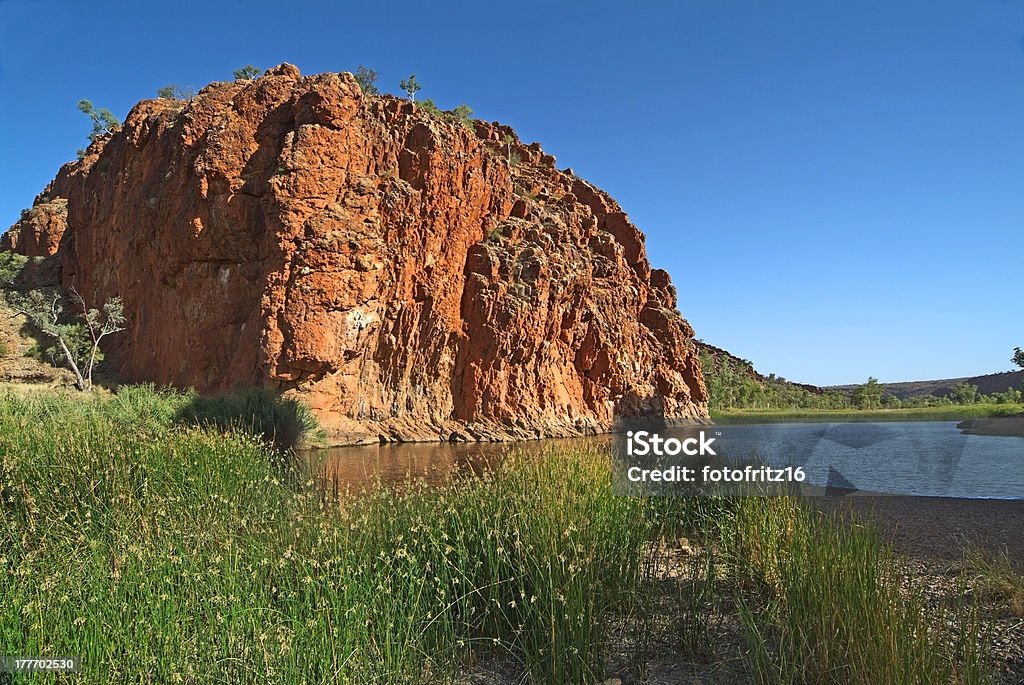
<box><xmin>8</xmin><ymin>64</ymin><xmax>708</xmax><ymax>443</ymax></box>
<box><xmin>2</xmin><ymin>198</ymin><xmax>69</xmax><ymax>257</ymax></box>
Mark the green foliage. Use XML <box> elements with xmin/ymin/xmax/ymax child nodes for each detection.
<box><xmin>86</xmin><ymin>384</ymin><xmax>322</xmax><ymax>451</ymax></box>
<box><xmin>450</xmin><ymin>103</ymin><xmax>473</xmax><ymax>128</ymax></box>
<box><xmin>353</xmin><ymin>65</ymin><xmax>379</xmax><ymax>95</ymax></box>
<box><xmin>233</xmin><ymin>64</ymin><xmax>262</xmax><ymax>81</ymax></box>
<box><xmin>502</xmin><ymin>133</ymin><xmax>518</xmax><ymax>165</ymax></box>
<box><xmin>0</xmin><ymin>395</ymin><xmax>660</xmax><ymax>684</ymax></box>
<box><xmin>986</xmin><ymin>387</ymin><xmax>1023</xmax><ymax>404</ymax></box>
<box><xmin>36</xmin><ymin>322</ymin><xmax>92</xmax><ymax>367</ymax></box>
<box><xmin>852</xmin><ymin>377</ymin><xmax>883</xmax><ymax>409</ymax></box>
<box><xmin>155</xmin><ymin>84</ymin><xmax>197</xmax><ymax>100</ymax></box>
<box><xmin>0</xmin><ymin>251</ymin><xmax>29</xmax><ymax>286</ymax></box>
<box><xmin>9</xmin><ymin>289</ymin><xmax>126</xmax><ymax>391</ymax></box>
<box><xmin>399</xmin><ymin>73</ymin><xmax>421</xmax><ymax>100</ymax></box>
<box><xmin>418</xmin><ymin>97</ymin><xmax>441</xmax><ymax>117</ymax></box>
<box><xmin>417</xmin><ymin>100</ymin><xmax>475</xmax><ymax>131</ymax></box>
<box><xmin>1014</xmin><ymin>346</ymin><xmax>1024</xmax><ymax>370</ymax></box>
<box><xmin>701</xmin><ymin>345</ymin><xmax>1022</xmax><ymax>415</ymax></box>
<box><xmin>880</xmin><ymin>392</ymin><xmax>901</xmax><ymax>408</ymax></box>
<box><xmin>948</xmin><ymin>381</ymin><xmax>980</xmax><ymax>405</ymax></box>
<box><xmin>699</xmin><ymin>348</ymin><xmax>850</xmax><ymax>411</ymax></box>
<box><xmin>76</xmin><ymin>100</ymin><xmax>120</xmax><ymax>143</ymax></box>
<box><xmin>715</xmin><ymin>403</ymin><xmax>1023</xmax><ymax>423</ymax></box>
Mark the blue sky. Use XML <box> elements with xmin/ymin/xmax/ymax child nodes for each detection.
<box><xmin>1</xmin><ymin>0</ymin><xmax>1022</xmax><ymax>385</ymax></box>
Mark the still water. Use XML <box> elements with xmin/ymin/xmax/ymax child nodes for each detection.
<box><xmin>306</xmin><ymin>421</ymin><xmax>1024</xmax><ymax>500</ymax></box>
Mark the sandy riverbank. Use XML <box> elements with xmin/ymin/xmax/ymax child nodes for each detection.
<box><xmin>958</xmin><ymin>415</ymin><xmax>1024</xmax><ymax>437</ymax></box>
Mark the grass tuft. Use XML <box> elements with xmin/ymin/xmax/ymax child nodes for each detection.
<box><xmin>726</xmin><ymin>498</ymin><xmax>992</xmax><ymax>684</ymax></box>
<box><xmin>964</xmin><ymin>543</ymin><xmax>1024</xmax><ymax>617</ymax></box>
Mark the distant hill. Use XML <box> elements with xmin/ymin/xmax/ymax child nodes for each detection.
<box><xmin>830</xmin><ymin>370</ymin><xmax>1024</xmax><ymax>400</ymax></box>
<box><xmin>694</xmin><ymin>341</ymin><xmax>854</xmax><ymax>411</ymax></box>
<box><xmin>695</xmin><ymin>341</ymin><xmax>824</xmax><ymax>394</ymax></box>
<box><xmin>699</xmin><ymin>338</ymin><xmax>1022</xmax><ymax>410</ymax></box>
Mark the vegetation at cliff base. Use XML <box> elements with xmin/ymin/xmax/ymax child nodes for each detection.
<box><xmin>8</xmin><ymin>289</ymin><xmax>125</xmax><ymax>392</ymax></box>
<box><xmin>0</xmin><ymin>388</ymin><xmax>995</xmax><ymax>683</ymax></box>
<box><xmin>0</xmin><ymin>251</ymin><xmax>28</xmax><ymax>286</ymax></box>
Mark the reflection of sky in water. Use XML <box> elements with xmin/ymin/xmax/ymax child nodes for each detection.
<box><xmin>307</xmin><ymin>422</ymin><xmax>1024</xmax><ymax>499</ymax></box>
<box><xmin>681</xmin><ymin>422</ymin><xmax>1024</xmax><ymax>499</ymax></box>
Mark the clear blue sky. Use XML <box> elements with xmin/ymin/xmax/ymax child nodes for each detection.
<box><xmin>2</xmin><ymin>0</ymin><xmax>1022</xmax><ymax>385</ymax></box>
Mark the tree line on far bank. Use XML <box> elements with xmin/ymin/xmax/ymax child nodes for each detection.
<box><xmin>700</xmin><ymin>346</ymin><xmax>1024</xmax><ymax>412</ymax></box>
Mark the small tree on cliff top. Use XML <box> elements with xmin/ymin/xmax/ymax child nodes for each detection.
<box><xmin>450</xmin><ymin>104</ymin><xmax>474</xmax><ymax>129</ymax></box>
<box><xmin>1014</xmin><ymin>347</ymin><xmax>1024</xmax><ymax>370</ymax></box>
<box><xmin>233</xmin><ymin>64</ymin><xmax>262</xmax><ymax>81</ymax></box>
<box><xmin>156</xmin><ymin>84</ymin><xmax>197</xmax><ymax>100</ymax></box>
<box><xmin>400</xmin><ymin>74</ymin><xmax>421</xmax><ymax>101</ymax></box>
<box><xmin>12</xmin><ymin>288</ymin><xmax>126</xmax><ymax>392</ymax></box>
<box><xmin>353</xmin><ymin>65</ymin><xmax>379</xmax><ymax>95</ymax></box>
<box><xmin>77</xmin><ymin>100</ymin><xmax>120</xmax><ymax>142</ymax></box>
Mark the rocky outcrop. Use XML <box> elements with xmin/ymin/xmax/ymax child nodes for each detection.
<box><xmin>6</xmin><ymin>64</ymin><xmax>708</xmax><ymax>443</ymax></box>
<box><xmin>1</xmin><ymin>198</ymin><xmax>69</xmax><ymax>257</ymax></box>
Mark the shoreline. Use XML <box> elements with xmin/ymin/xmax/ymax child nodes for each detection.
<box><xmin>817</xmin><ymin>493</ymin><xmax>1024</xmax><ymax>561</ymax></box>
<box><xmin>713</xmin><ymin>403</ymin><xmax>1024</xmax><ymax>424</ymax></box>
<box><xmin>957</xmin><ymin>415</ymin><xmax>1024</xmax><ymax>438</ymax></box>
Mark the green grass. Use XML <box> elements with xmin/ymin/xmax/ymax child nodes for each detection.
<box><xmin>713</xmin><ymin>403</ymin><xmax>1023</xmax><ymax>424</ymax></box>
<box><xmin>963</xmin><ymin>543</ymin><xmax>1024</xmax><ymax>618</ymax></box>
<box><xmin>0</xmin><ymin>389</ymin><xmax>665</xmax><ymax>683</ymax></box>
<box><xmin>0</xmin><ymin>388</ymin><xmax>995</xmax><ymax>683</ymax></box>
<box><xmin>728</xmin><ymin>498</ymin><xmax>990</xmax><ymax>684</ymax></box>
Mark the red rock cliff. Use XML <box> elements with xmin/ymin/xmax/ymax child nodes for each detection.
<box><xmin>4</xmin><ymin>64</ymin><xmax>708</xmax><ymax>443</ymax></box>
